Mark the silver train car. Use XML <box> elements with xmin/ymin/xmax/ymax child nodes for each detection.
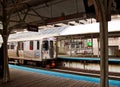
<box><xmin>8</xmin><ymin>35</ymin><xmax>56</xmax><ymax>67</ymax></box>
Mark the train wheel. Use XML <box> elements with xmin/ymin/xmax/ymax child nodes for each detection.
<box><xmin>46</xmin><ymin>64</ymin><xmax>50</xmax><ymax>69</ymax></box>
<box><xmin>51</xmin><ymin>62</ymin><xmax>55</xmax><ymax>68</ymax></box>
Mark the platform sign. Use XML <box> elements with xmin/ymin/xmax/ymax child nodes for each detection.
<box><xmin>27</xmin><ymin>25</ymin><xmax>38</xmax><ymax>32</ymax></box>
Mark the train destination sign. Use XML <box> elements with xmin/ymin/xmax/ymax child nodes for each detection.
<box><xmin>27</xmin><ymin>25</ymin><xmax>38</xmax><ymax>32</ymax></box>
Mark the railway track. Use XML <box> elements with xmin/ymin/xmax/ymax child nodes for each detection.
<box><xmin>51</xmin><ymin>67</ymin><xmax>120</xmax><ymax>80</ymax></box>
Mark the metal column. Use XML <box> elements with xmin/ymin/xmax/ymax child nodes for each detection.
<box><xmin>2</xmin><ymin>0</ymin><xmax>10</xmax><ymax>82</ymax></box>
<box><xmin>95</xmin><ymin>0</ymin><xmax>109</xmax><ymax>87</ymax></box>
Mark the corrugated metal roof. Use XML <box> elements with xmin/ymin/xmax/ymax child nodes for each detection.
<box><xmin>39</xmin><ymin>26</ymin><xmax>68</xmax><ymax>35</ymax></box>
<box><xmin>5</xmin><ymin>26</ymin><xmax>68</xmax><ymax>42</ymax></box>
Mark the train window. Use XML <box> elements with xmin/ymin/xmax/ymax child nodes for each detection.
<box><xmin>30</xmin><ymin>41</ymin><xmax>33</xmax><ymax>50</ymax></box>
<box><xmin>11</xmin><ymin>45</ymin><xmax>14</xmax><ymax>49</ymax></box>
<box><xmin>42</xmin><ymin>40</ymin><xmax>48</xmax><ymax>50</ymax></box>
<box><xmin>50</xmin><ymin>41</ymin><xmax>53</xmax><ymax>47</ymax></box>
<box><xmin>7</xmin><ymin>45</ymin><xmax>9</xmax><ymax>49</ymax></box>
<box><xmin>10</xmin><ymin>43</ymin><xmax>14</xmax><ymax>49</ymax></box>
<box><xmin>7</xmin><ymin>43</ymin><xmax>10</xmax><ymax>49</ymax></box>
<box><xmin>21</xmin><ymin>42</ymin><xmax>24</xmax><ymax>50</ymax></box>
<box><xmin>37</xmin><ymin>41</ymin><xmax>39</xmax><ymax>50</ymax></box>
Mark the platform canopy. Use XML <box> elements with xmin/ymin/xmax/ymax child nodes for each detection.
<box><xmin>0</xmin><ymin>0</ymin><xmax>120</xmax><ymax>33</ymax></box>
<box><xmin>60</xmin><ymin>19</ymin><xmax>120</xmax><ymax>37</ymax></box>
<box><xmin>0</xmin><ymin>18</ymin><xmax>120</xmax><ymax>43</ymax></box>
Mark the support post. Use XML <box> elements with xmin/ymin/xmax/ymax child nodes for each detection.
<box><xmin>97</xmin><ymin>38</ymin><xmax>100</xmax><ymax>57</ymax></box>
<box><xmin>91</xmin><ymin>35</ymin><xmax>93</xmax><ymax>57</ymax></box>
<box><xmin>100</xmin><ymin>18</ymin><xmax>108</xmax><ymax>87</ymax></box>
<box><xmin>2</xmin><ymin>0</ymin><xmax>10</xmax><ymax>82</ymax></box>
<box><xmin>95</xmin><ymin>0</ymin><xmax>109</xmax><ymax>87</ymax></box>
<box><xmin>100</xmin><ymin>0</ymin><xmax>108</xmax><ymax>87</ymax></box>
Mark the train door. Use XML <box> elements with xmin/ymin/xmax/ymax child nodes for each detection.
<box><xmin>49</xmin><ymin>40</ymin><xmax>54</xmax><ymax>58</ymax></box>
<box><xmin>17</xmin><ymin>41</ymin><xmax>24</xmax><ymax>58</ymax></box>
<box><xmin>34</xmin><ymin>40</ymin><xmax>41</xmax><ymax>59</ymax></box>
<box><xmin>42</xmin><ymin>39</ymin><xmax>55</xmax><ymax>60</ymax></box>
<box><xmin>42</xmin><ymin>40</ymin><xmax>49</xmax><ymax>60</ymax></box>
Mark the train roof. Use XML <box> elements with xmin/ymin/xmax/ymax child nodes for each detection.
<box><xmin>7</xmin><ymin>26</ymin><xmax>68</xmax><ymax>42</ymax></box>
<box><xmin>8</xmin><ymin>34</ymin><xmax>56</xmax><ymax>42</ymax></box>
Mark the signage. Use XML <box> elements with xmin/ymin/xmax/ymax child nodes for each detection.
<box><xmin>27</xmin><ymin>25</ymin><xmax>38</xmax><ymax>32</ymax></box>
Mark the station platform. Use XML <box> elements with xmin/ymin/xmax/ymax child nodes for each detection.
<box><xmin>0</xmin><ymin>65</ymin><xmax>117</xmax><ymax>87</ymax></box>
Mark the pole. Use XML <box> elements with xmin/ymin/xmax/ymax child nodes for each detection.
<box><xmin>97</xmin><ymin>38</ymin><xmax>100</xmax><ymax>57</ymax></box>
<box><xmin>100</xmin><ymin>18</ymin><xmax>108</xmax><ymax>87</ymax></box>
<box><xmin>95</xmin><ymin>0</ymin><xmax>108</xmax><ymax>87</ymax></box>
<box><xmin>2</xmin><ymin>0</ymin><xmax>10</xmax><ymax>82</ymax></box>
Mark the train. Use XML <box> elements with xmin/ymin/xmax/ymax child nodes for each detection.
<box><xmin>7</xmin><ymin>33</ymin><xmax>56</xmax><ymax>68</ymax></box>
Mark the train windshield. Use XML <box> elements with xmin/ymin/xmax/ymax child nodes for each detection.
<box><xmin>42</xmin><ymin>40</ymin><xmax>49</xmax><ymax>51</ymax></box>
